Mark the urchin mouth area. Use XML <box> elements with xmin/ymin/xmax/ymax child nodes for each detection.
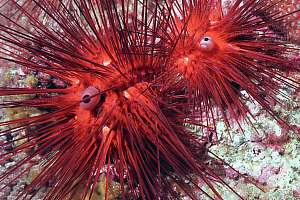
<box><xmin>80</xmin><ymin>86</ymin><xmax>102</xmax><ymax>110</ymax></box>
<box><xmin>82</xmin><ymin>95</ymin><xmax>92</xmax><ymax>103</ymax></box>
<box><xmin>199</xmin><ymin>35</ymin><xmax>219</xmax><ymax>53</ymax></box>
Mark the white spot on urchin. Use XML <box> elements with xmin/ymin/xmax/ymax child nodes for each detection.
<box><xmin>73</xmin><ymin>78</ymin><xmax>80</xmax><ymax>84</ymax></box>
<box><xmin>102</xmin><ymin>126</ymin><xmax>110</xmax><ymax>134</ymax></box>
<box><xmin>199</xmin><ymin>36</ymin><xmax>216</xmax><ymax>52</ymax></box>
<box><xmin>183</xmin><ymin>57</ymin><xmax>189</xmax><ymax>65</ymax></box>
<box><xmin>103</xmin><ymin>60</ymin><xmax>111</xmax><ymax>66</ymax></box>
<box><xmin>123</xmin><ymin>91</ymin><xmax>131</xmax><ymax>99</ymax></box>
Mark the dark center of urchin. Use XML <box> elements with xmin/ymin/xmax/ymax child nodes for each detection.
<box><xmin>82</xmin><ymin>95</ymin><xmax>91</xmax><ymax>103</ymax></box>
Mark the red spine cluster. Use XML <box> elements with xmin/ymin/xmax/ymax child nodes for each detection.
<box><xmin>0</xmin><ymin>0</ymin><xmax>299</xmax><ymax>199</ymax></box>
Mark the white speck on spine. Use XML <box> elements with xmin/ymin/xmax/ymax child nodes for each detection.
<box><xmin>123</xmin><ymin>91</ymin><xmax>131</xmax><ymax>99</ymax></box>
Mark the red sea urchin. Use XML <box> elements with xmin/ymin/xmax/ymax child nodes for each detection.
<box><xmin>0</xmin><ymin>0</ymin><xmax>299</xmax><ymax>200</ymax></box>
<box><xmin>159</xmin><ymin>0</ymin><xmax>300</xmax><ymax>128</ymax></box>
